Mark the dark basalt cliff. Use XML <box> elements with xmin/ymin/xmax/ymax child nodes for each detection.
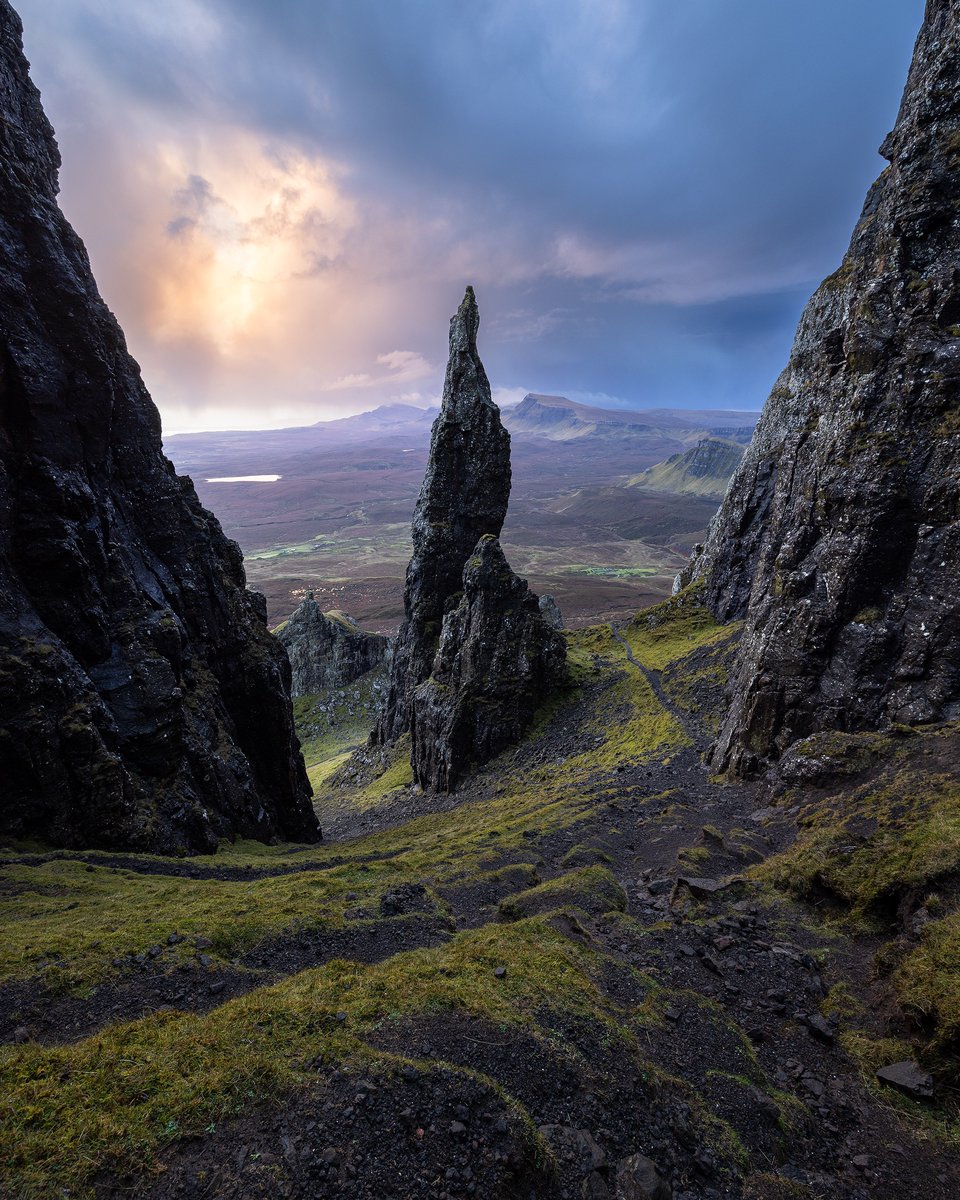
<box><xmin>412</xmin><ymin>536</ymin><xmax>567</xmax><ymax>792</ymax></box>
<box><xmin>276</xmin><ymin>596</ymin><xmax>389</xmax><ymax>697</ymax></box>
<box><xmin>376</xmin><ymin>287</ymin><xmax>512</xmax><ymax>745</ymax></box>
<box><xmin>375</xmin><ymin>287</ymin><xmax>566</xmax><ymax>789</ymax></box>
<box><xmin>0</xmin><ymin>2</ymin><xmax>318</xmax><ymax>850</ymax></box>
<box><xmin>687</xmin><ymin>0</ymin><xmax>960</xmax><ymax>775</ymax></box>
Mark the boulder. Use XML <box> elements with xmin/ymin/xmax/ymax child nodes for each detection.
<box><xmin>276</xmin><ymin>595</ymin><xmax>389</xmax><ymax>696</ymax></box>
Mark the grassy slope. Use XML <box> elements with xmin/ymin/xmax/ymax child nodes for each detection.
<box><xmin>3</xmin><ymin>590</ymin><xmax>960</xmax><ymax>1195</ymax></box>
<box><xmin>757</xmin><ymin>725</ymin><xmax>960</xmax><ymax>1078</ymax></box>
<box><xmin>0</xmin><ymin>596</ymin><xmax>717</xmax><ymax>1197</ymax></box>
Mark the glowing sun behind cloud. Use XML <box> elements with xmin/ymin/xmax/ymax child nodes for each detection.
<box><xmin>149</xmin><ymin>137</ymin><xmax>355</xmax><ymax>359</ymax></box>
<box><xmin>16</xmin><ymin>0</ymin><xmax>923</xmax><ymax>432</ymax></box>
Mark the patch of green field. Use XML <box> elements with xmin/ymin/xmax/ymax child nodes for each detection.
<box><xmin>563</xmin><ymin>566</ymin><xmax>660</xmax><ymax>579</ymax></box>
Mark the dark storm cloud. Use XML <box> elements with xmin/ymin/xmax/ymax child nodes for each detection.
<box><xmin>17</xmin><ymin>0</ymin><xmax>925</xmax><ymax>424</ymax></box>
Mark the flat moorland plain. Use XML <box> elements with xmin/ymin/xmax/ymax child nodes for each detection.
<box><xmin>165</xmin><ymin>401</ymin><xmax>749</xmax><ymax>631</ymax></box>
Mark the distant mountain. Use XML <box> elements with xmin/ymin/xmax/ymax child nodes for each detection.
<box><xmin>629</xmin><ymin>437</ymin><xmax>745</xmax><ymax>499</ymax></box>
<box><xmin>311</xmin><ymin>403</ymin><xmax>438</xmax><ymax>438</ymax></box>
<box><xmin>503</xmin><ymin>393</ymin><xmax>758</xmax><ymax>444</ymax></box>
<box><xmin>164</xmin><ymin>403</ymin><xmax>437</xmax><ymax>477</ymax></box>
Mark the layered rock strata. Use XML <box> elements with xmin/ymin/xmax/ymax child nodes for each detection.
<box><xmin>686</xmin><ymin>0</ymin><xmax>960</xmax><ymax>774</ymax></box>
<box><xmin>412</xmin><ymin>537</ymin><xmax>568</xmax><ymax>791</ymax></box>
<box><xmin>0</xmin><ymin>1</ymin><xmax>318</xmax><ymax>850</ymax></box>
<box><xmin>375</xmin><ymin>287</ymin><xmax>566</xmax><ymax>788</ymax></box>
<box><xmin>276</xmin><ymin>595</ymin><xmax>389</xmax><ymax>697</ymax></box>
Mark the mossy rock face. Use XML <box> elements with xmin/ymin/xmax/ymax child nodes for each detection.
<box><xmin>776</xmin><ymin>729</ymin><xmax>895</xmax><ymax>787</ymax></box>
<box><xmin>682</xmin><ymin>0</ymin><xmax>960</xmax><ymax>778</ymax></box>
<box><xmin>497</xmin><ymin>866</ymin><xmax>627</xmax><ymax>922</ymax></box>
<box><xmin>759</xmin><ymin>725</ymin><xmax>960</xmax><ymax>920</ymax></box>
<box><xmin>0</xmin><ymin>14</ymin><xmax>319</xmax><ymax>853</ymax></box>
<box><xmin>894</xmin><ymin>909</ymin><xmax>960</xmax><ymax>1064</ymax></box>
<box><xmin>275</xmin><ymin>596</ymin><xmax>389</xmax><ymax>697</ymax></box>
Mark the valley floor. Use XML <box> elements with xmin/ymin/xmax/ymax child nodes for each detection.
<box><xmin>2</xmin><ymin>592</ymin><xmax>959</xmax><ymax>1199</ymax></box>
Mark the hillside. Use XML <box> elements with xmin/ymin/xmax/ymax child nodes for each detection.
<box><xmin>629</xmin><ymin>438</ymin><xmax>746</xmax><ymax>499</ymax></box>
<box><xmin>504</xmin><ymin>393</ymin><xmax>757</xmax><ymax>444</ymax></box>
<box><xmin>4</xmin><ymin>0</ymin><xmax>960</xmax><ymax>1198</ymax></box>
<box><xmin>4</xmin><ymin>592</ymin><xmax>960</xmax><ymax>1198</ymax></box>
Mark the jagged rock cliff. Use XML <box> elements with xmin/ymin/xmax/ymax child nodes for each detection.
<box><xmin>375</xmin><ymin>287</ymin><xmax>566</xmax><ymax>789</ymax></box>
<box><xmin>687</xmin><ymin>0</ymin><xmax>960</xmax><ymax>775</ymax></box>
<box><xmin>376</xmin><ymin>287</ymin><xmax>512</xmax><ymax>745</ymax></box>
<box><xmin>412</xmin><ymin>537</ymin><xmax>568</xmax><ymax>791</ymax></box>
<box><xmin>0</xmin><ymin>1</ymin><xmax>318</xmax><ymax>850</ymax></box>
<box><xmin>276</xmin><ymin>595</ymin><xmax>389</xmax><ymax>697</ymax></box>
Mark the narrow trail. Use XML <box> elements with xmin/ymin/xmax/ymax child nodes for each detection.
<box><xmin>608</xmin><ymin>624</ymin><xmax>708</xmax><ymax>753</ymax></box>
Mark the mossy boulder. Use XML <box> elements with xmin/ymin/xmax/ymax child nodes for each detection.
<box><xmin>497</xmin><ymin>866</ymin><xmax>627</xmax><ymax>922</ymax></box>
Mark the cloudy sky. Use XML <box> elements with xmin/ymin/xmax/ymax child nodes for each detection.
<box><xmin>18</xmin><ymin>0</ymin><xmax>923</xmax><ymax>432</ymax></box>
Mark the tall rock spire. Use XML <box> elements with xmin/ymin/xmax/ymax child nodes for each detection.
<box><xmin>376</xmin><ymin>287</ymin><xmax>566</xmax><ymax>788</ymax></box>
<box><xmin>0</xmin><ymin>0</ymin><xmax>319</xmax><ymax>849</ymax></box>
<box><xmin>686</xmin><ymin>0</ymin><xmax>960</xmax><ymax>774</ymax></box>
<box><xmin>376</xmin><ymin>286</ymin><xmax>512</xmax><ymax>744</ymax></box>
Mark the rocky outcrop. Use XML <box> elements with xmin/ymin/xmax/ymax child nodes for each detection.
<box><xmin>276</xmin><ymin>595</ymin><xmax>389</xmax><ymax>696</ymax></box>
<box><xmin>376</xmin><ymin>287</ymin><xmax>512</xmax><ymax>745</ymax></box>
<box><xmin>374</xmin><ymin>287</ymin><xmax>567</xmax><ymax>789</ymax></box>
<box><xmin>686</xmin><ymin>0</ymin><xmax>960</xmax><ymax>775</ymax></box>
<box><xmin>412</xmin><ymin>537</ymin><xmax>568</xmax><ymax>791</ymax></box>
<box><xmin>539</xmin><ymin>594</ymin><xmax>564</xmax><ymax>630</ymax></box>
<box><xmin>0</xmin><ymin>1</ymin><xmax>318</xmax><ymax>851</ymax></box>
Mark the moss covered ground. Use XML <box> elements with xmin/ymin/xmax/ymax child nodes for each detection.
<box><xmin>3</xmin><ymin>590</ymin><xmax>960</xmax><ymax>1197</ymax></box>
<box><xmin>758</xmin><ymin>723</ymin><xmax>960</xmax><ymax>1084</ymax></box>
